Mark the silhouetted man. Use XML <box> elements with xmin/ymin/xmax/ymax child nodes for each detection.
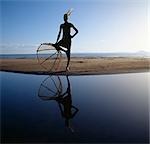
<box><xmin>55</xmin><ymin>13</ymin><xmax>78</xmax><ymax>71</ymax></box>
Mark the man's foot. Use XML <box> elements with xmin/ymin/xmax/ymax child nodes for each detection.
<box><xmin>66</xmin><ymin>67</ymin><xmax>70</xmax><ymax>71</ymax></box>
<box><xmin>53</xmin><ymin>44</ymin><xmax>60</xmax><ymax>52</ymax></box>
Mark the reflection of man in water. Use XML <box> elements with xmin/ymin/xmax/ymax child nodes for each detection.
<box><xmin>56</xmin><ymin>76</ymin><xmax>78</xmax><ymax>132</ymax></box>
<box><xmin>55</xmin><ymin>12</ymin><xmax>78</xmax><ymax>71</ymax></box>
<box><xmin>38</xmin><ymin>75</ymin><xmax>78</xmax><ymax>132</ymax></box>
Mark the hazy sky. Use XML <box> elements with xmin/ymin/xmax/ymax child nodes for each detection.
<box><xmin>1</xmin><ymin>0</ymin><xmax>149</xmax><ymax>54</ymax></box>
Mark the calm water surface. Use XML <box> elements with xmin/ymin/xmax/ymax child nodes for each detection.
<box><xmin>1</xmin><ymin>72</ymin><xmax>149</xmax><ymax>143</ymax></box>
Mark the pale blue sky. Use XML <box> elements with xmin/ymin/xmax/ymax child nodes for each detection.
<box><xmin>1</xmin><ymin>0</ymin><xmax>149</xmax><ymax>54</ymax></box>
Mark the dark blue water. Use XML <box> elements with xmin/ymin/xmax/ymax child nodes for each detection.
<box><xmin>1</xmin><ymin>72</ymin><xmax>149</xmax><ymax>143</ymax></box>
<box><xmin>0</xmin><ymin>52</ymin><xmax>150</xmax><ymax>59</ymax></box>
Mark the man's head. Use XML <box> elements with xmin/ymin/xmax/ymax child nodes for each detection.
<box><xmin>64</xmin><ymin>14</ymin><xmax>68</xmax><ymax>22</ymax></box>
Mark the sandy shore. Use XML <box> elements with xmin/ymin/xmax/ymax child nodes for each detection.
<box><xmin>0</xmin><ymin>57</ymin><xmax>150</xmax><ymax>75</ymax></box>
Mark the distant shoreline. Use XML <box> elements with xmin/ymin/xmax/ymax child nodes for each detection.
<box><xmin>0</xmin><ymin>52</ymin><xmax>150</xmax><ymax>59</ymax></box>
<box><xmin>0</xmin><ymin>57</ymin><xmax>149</xmax><ymax>75</ymax></box>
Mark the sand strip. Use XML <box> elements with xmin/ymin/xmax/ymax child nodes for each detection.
<box><xmin>0</xmin><ymin>57</ymin><xmax>149</xmax><ymax>75</ymax></box>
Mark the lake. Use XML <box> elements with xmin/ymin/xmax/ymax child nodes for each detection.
<box><xmin>1</xmin><ymin>72</ymin><xmax>149</xmax><ymax>143</ymax></box>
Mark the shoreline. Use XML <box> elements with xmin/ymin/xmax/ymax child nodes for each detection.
<box><xmin>1</xmin><ymin>69</ymin><xmax>149</xmax><ymax>76</ymax></box>
<box><xmin>0</xmin><ymin>57</ymin><xmax>149</xmax><ymax>75</ymax></box>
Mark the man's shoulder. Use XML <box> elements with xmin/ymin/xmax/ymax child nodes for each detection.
<box><xmin>60</xmin><ymin>23</ymin><xmax>64</xmax><ymax>27</ymax></box>
<box><xmin>68</xmin><ymin>22</ymin><xmax>74</xmax><ymax>26</ymax></box>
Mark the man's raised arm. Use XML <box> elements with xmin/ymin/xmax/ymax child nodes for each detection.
<box><xmin>56</xmin><ymin>25</ymin><xmax>62</xmax><ymax>43</ymax></box>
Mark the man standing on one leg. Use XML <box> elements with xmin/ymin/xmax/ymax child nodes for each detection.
<box><xmin>55</xmin><ymin>11</ymin><xmax>78</xmax><ymax>71</ymax></box>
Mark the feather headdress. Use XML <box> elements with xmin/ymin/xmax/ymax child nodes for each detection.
<box><xmin>66</xmin><ymin>8</ymin><xmax>73</xmax><ymax>17</ymax></box>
